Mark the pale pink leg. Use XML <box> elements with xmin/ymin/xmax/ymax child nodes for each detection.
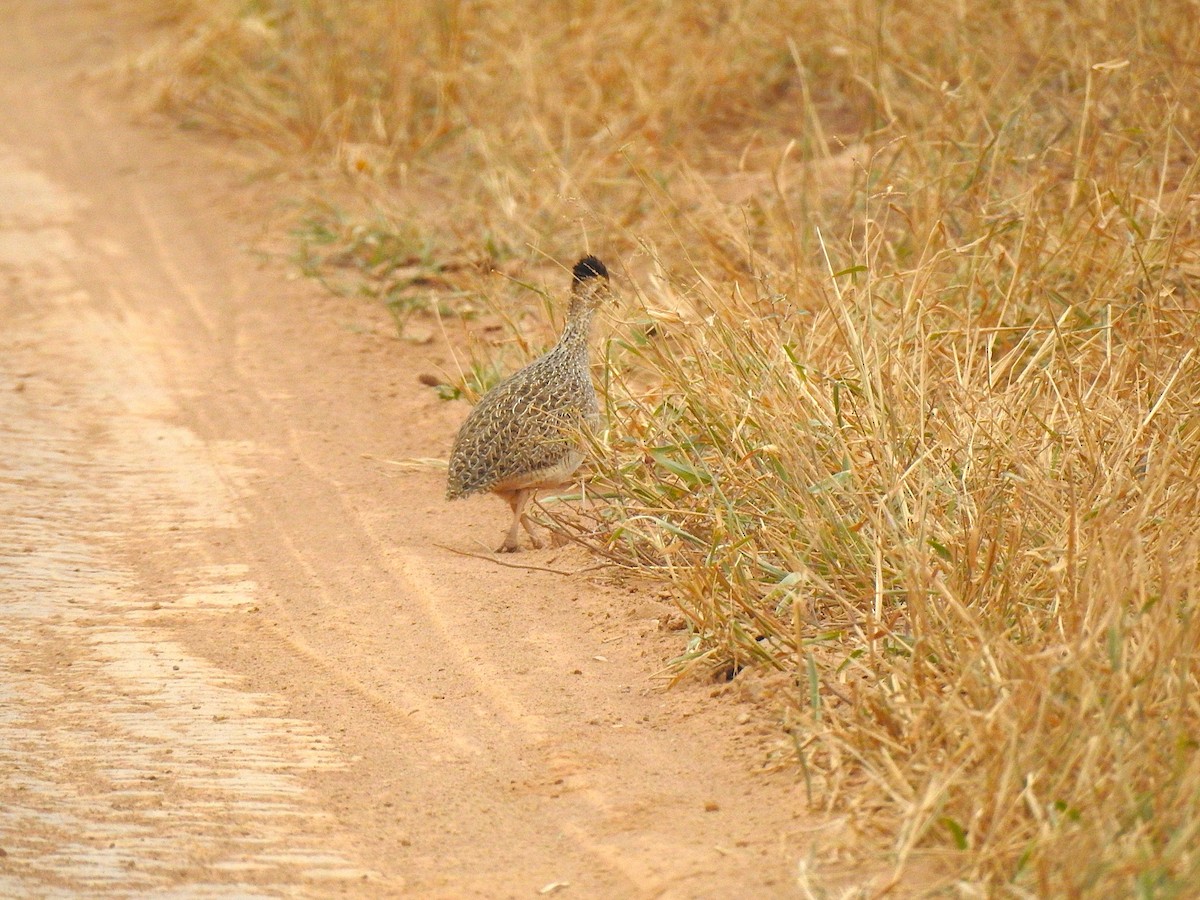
<box><xmin>497</xmin><ymin>489</ymin><xmax>539</xmax><ymax>552</ymax></box>
<box><xmin>520</xmin><ymin>494</ymin><xmax>544</xmax><ymax>547</ymax></box>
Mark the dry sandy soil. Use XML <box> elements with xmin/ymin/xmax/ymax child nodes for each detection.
<box><xmin>0</xmin><ymin>2</ymin><xmax>825</xmax><ymax>897</ymax></box>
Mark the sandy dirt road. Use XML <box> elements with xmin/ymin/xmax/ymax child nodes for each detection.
<box><xmin>0</xmin><ymin>3</ymin><xmax>816</xmax><ymax>896</ymax></box>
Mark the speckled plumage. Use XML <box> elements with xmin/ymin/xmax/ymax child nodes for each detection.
<box><xmin>447</xmin><ymin>256</ymin><xmax>611</xmax><ymax>552</ymax></box>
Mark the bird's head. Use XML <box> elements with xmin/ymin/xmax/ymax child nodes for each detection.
<box><xmin>570</xmin><ymin>255</ymin><xmax>613</xmax><ymax>310</ymax></box>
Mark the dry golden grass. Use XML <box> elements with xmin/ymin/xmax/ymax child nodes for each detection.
<box><xmin>145</xmin><ymin>0</ymin><xmax>1200</xmax><ymax>893</ymax></box>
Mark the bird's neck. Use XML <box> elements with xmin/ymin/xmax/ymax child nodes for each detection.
<box><xmin>555</xmin><ymin>298</ymin><xmax>594</xmax><ymax>355</ymax></box>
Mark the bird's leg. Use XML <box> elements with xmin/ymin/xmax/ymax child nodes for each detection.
<box><xmin>514</xmin><ymin>488</ymin><xmax>544</xmax><ymax>550</ymax></box>
<box><xmin>498</xmin><ymin>489</ymin><xmax>539</xmax><ymax>553</ymax></box>
<box><xmin>520</xmin><ymin>492</ymin><xmax>544</xmax><ymax>547</ymax></box>
<box><xmin>497</xmin><ymin>492</ymin><xmax>522</xmax><ymax>553</ymax></box>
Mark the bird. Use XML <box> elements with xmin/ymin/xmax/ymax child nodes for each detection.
<box><xmin>446</xmin><ymin>256</ymin><xmax>612</xmax><ymax>552</ymax></box>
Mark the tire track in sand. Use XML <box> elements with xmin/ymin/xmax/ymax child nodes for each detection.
<box><xmin>0</xmin><ymin>146</ymin><xmax>391</xmax><ymax>896</ymax></box>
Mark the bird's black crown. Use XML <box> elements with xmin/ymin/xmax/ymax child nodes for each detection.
<box><xmin>572</xmin><ymin>255</ymin><xmax>608</xmax><ymax>283</ymax></box>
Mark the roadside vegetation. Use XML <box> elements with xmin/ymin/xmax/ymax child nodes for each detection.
<box><xmin>144</xmin><ymin>1</ymin><xmax>1200</xmax><ymax>893</ymax></box>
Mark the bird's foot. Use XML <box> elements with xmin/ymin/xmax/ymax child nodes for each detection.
<box><xmin>497</xmin><ymin>535</ymin><xmax>543</xmax><ymax>553</ymax></box>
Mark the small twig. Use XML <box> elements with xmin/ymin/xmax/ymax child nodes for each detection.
<box><xmin>823</xmin><ymin>681</ymin><xmax>854</xmax><ymax>706</ymax></box>
<box><xmin>361</xmin><ymin>453</ymin><xmax>447</xmax><ymax>470</ymax></box>
<box><xmin>434</xmin><ymin>543</ymin><xmax>577</xmax><ymax>576</ymax></box>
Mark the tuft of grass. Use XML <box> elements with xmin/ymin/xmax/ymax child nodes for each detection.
<box><xmin>145</xmin><ymin>0</ymin><xmax>1200</xmax><ymax>892</ymax></box>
